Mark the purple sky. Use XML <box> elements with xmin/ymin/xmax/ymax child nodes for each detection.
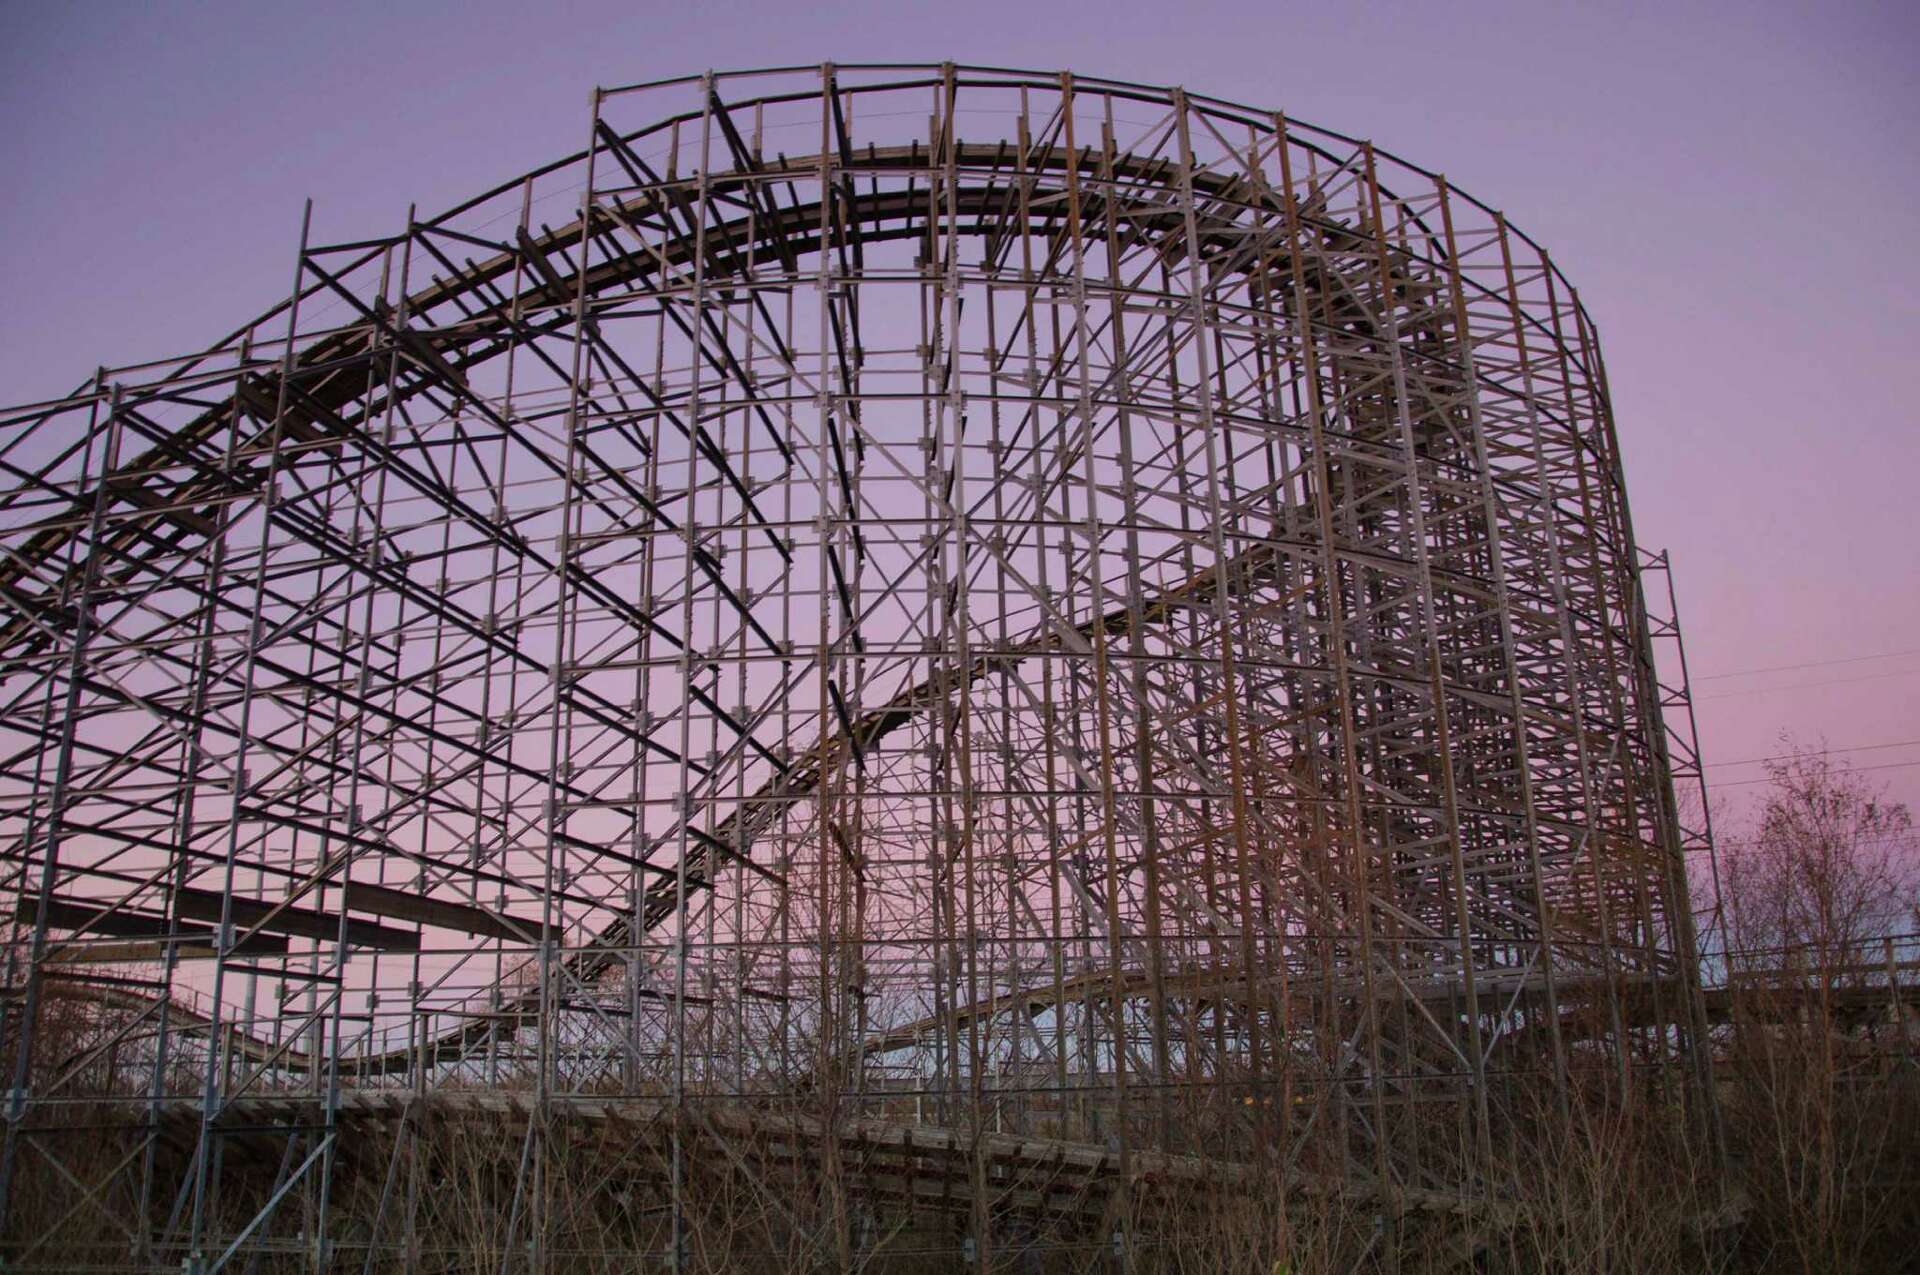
<box><xmin>2</xmin><ymin>0</ymin><xmax>1916</xmax><ymax>827</ymax></box>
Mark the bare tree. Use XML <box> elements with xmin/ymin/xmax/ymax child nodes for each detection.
<box><xmin>1720</xmin><ymin>741</ymin><xmax>1916</xmax><ymax>989</ymax></box>
<box><xmin>1715</xmin><ymin>744</ymin><xmax>1920</xmax><ymax>1273</ymax></box>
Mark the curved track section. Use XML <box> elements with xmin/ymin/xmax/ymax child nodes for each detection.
<box><xmin>0</xmin><ymin>66</ymin><xmax>1710</xmax><ymax>1260</ymax></box>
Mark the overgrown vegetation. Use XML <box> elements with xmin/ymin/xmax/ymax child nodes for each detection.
<box><xmin>1</xmin><ymin>752</ymin><xmax>1914</xmax><ymax>1271</ymax></box>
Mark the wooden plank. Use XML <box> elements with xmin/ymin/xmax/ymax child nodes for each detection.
<box><xmin>172</xmin><ymin>886</ymin><xmax>419</xmax><ymax>952</ymax></box>
<box><xmin>47</xmin><ymin>940</ymin><xmax>216</xmax><ymax>965</ymax></box>
<box><xmin>19</xmin><ymin>892</ymin><xmax>289</xmax><ymax>954</ymax></box>
<box><xmin>340</xmin><ymin>880</ymin><xmax>542</xmax><ymax>943</ymax></box>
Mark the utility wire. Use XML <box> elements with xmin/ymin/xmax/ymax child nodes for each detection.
<box><xmin>1704</xmin><ymin>738</ymin><xmax>1920</xmax><ymax>768</ymax></box>
<box><xmin>1694</xmin><ymin>645</ymin><xmax>1920</xmax><ymax>682</ymax></box>
<box><xmin>1711</xmin><ymin>759</ymin><xmax>1920</xmax><ymax>789</ymax></box>
<box><xmin>1712</xmin><ymin>830</ymin><xmax>1915</xmax><ymax>851</ymax></box>
<box><xmin>1700</xmin><ymin>665</ymin><xmax>1920</xmax><ymax>700</ymax></box>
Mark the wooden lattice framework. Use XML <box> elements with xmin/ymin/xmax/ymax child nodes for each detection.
<box><xmin>0</xmin><ymin>65</ymin><xmax>1715</xmax><ymax>1270</ymax></box>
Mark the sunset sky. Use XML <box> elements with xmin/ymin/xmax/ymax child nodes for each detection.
<box><xmin>3</xmin><ymin>0</ymin><xmax>1915</xmax><ymax>836</ymax></box>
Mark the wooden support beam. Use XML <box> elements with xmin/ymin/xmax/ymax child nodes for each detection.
<box><xmin>172</xmin><ymin>886</ymin><xmax>420</xmax><ymax>952</ymax></box>
<box><xmin>341</xmin><ymin>880</ymin><xmax>543</xmax><ymax>944</ymax></box>
<box><xmin>18</xmin><ymin>892</ymin><xmax>289</xmax><ymax>955</ymax></box>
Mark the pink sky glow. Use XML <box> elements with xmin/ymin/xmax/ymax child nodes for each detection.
<box><xmin>2</xmin><ymin>0</ymin><xmax>1915</xmax><ymax>842</ymax></box>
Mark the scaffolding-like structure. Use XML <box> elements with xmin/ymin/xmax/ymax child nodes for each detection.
<box><xmin>0</xmin><ymin>65</ymin><xmax>1713</xmax><ymax>1270</ymax></box>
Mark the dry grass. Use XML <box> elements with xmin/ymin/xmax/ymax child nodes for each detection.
<box><xmin>1</xmin><ymin>750</ymin><xmax>1914</xmax><ymax>1270</ymax></box>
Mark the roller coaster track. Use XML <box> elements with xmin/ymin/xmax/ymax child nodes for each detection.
<box><xmin>5</xmin><ymin>137</ymin><xmax>1483</xmax><ymax>1081</ymax></box>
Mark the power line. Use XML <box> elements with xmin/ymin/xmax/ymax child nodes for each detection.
<box><xmin>1700</xmin><ymin>665</ymin><xmax>1920</xmax><ymax>700</ymax></box>
<box><xmin>1704</xmin><ymin>738</ymin><xmax>1920</xmax><ymax>769</ymax></box>
<box><xmin>1694</xmin><ymin>645</ymin><xmax>1920</xmax><ymax>682</ymax></box>
<box><xmin>1711</xmin><ymin>830</ymin><xmax>1916</xmax><ymax>851</ymax></box>
<box><xmin>1711</xmin><ymin>759</ymin><xmax>1920</xmax><ymax>789</ymax></box>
